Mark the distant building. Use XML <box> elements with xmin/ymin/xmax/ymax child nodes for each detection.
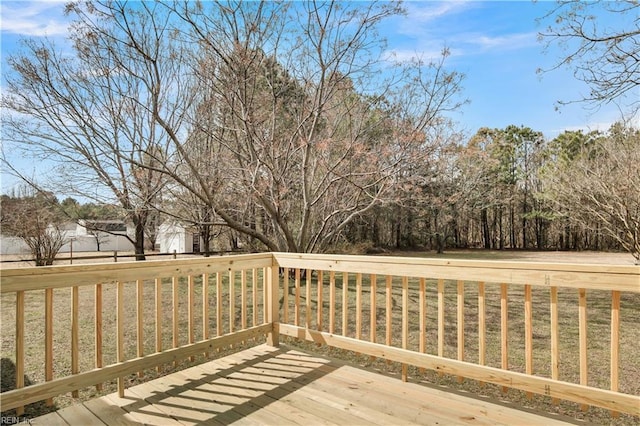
<box><xmin>158</xmin><ymin>220</ymin><xmax>233</xmax><ymax>254</ymax></box>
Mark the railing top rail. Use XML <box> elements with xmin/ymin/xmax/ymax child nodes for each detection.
<box><xmin>272</xmin><ymin>253</ymin><xmax>640</xmax><ymax>292</ymax></box>
<box><xmin>0</xmin><ymin>252</ymin><xmax>274</xmax><ymax>293</ymax></box>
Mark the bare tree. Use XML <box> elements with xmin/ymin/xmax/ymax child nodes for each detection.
<box><xmin>151</xmin><ymin>1</ymin><xmax>465</xmax><ymax>253</ymax></box>
<box><xmin>540</xmin><ymin>123</ymin><xmax>640</xmax><ymax>263</ymax></box>
<box><xmin>0</xmin><ymin>190</ymin><xmax>67</xmax><ymax>266</ymax></box>
<box><xmin>1</xmin><ymin>1</ymin><xmax>177</xmax><ymax>260</ymax></box>
<box><xmin>538</xmin><ymin>0</ymin><xmax>640</xmax><ymax>114</ymax></box>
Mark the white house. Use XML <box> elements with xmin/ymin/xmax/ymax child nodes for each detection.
<box><xmin>158</xmin><ymin>221</ymin><xmax>197</xmax><ymax>254</ymax></box>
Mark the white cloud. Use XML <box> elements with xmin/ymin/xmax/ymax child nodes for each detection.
<box><xmin>468</xmin><ymin>32</ymin><xmax>538</xmax><ymax>51</ymax></box>
<box><xmin>405</xmin><ymin>1</ymin><xmax>472</xmax><ymax>23</ymax></box>
<box><xmin>1</xmin><ymin>1</ymin><xmax>69</xmax><ymax>37</ymax></box>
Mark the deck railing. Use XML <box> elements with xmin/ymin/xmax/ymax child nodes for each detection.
<box><xmin>1</xmin><ymin>253</ymin><xmax>639</xmax><ymax>418</ymax></box>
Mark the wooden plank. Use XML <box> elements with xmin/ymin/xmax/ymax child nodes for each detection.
<box><xmin>278</xmin><ymin>324</ymin><xmax>640</xmax><ymax>416</ymax></box>
<box><xmin>579</xmin><ymin>287</ymin><xmax>588</xmax><ymax>411</ymax></box>
<box><xmin>56</xmin><ymin>402</ymin><xmax>104</xmax><ymax>425</ymax></box>
<box><xmin>550</xmin><ymin>286</ymin><xmax>559</xmax><ymax>405</ymax></box>
<box><xmin>117</xmin><ymin>281</ymin><xmax>125</xmax><ymax>397</ymax></box>
<box><xmin>154</xmin><ymin>278</ymin><xmax>162</xmax><ymax>372</ymax></box>
<box><xmin>271</xmin><ymin>253</ymin><xmax>640</xmax><ymax>292</ymax></box>
<box><xmin>136</xmin><ymin>279</ymin><xmax>144</xmax><ymax>376</ymax></box>
<box><xmin>370</xmin><ymin>274</ymin><xmax>377</xmax><ymax>344</ymax></box>
<box><xmin>83</xmin><ymin>397</ymin><xmax>142</xmax><ymax>425</ymax></box>
<box><xmin>457</xmin><ymin>280</ymin><xmax>464</xmax><ymax>383</ymax></box>
<box><xmin>329</xmin><ymin>271</ymin><xmax>335</xmax><ymax>334</ymax></box>
<box><xmin>2</xmin><ymin>253</ymin><xmax>274</xmax><ymax>293</ymax></box>
<box><xmin>525</xmin><ymin>284</ymin><xmax>533</xmax><ymax>399</ymax></box>
<box><xmin>317</xmin><ymin>270</ymin><xmax>323</xmax><ymax>331</ymax></box>
<box><xmin>71</xmin><ymin>286</ymin><xmax>79</xmax><ymax>398</ymax></box>
<box><xmin>0</xmin><ymin>325</ymin><xmax>272</xmax><ymax>411</ymax></box>
<box><xmin>500</xmin><ymin>282</ymin><xmax>508</xmax><ymax>393</ymax></box>
<box><xmin>355</xmin><ymin>273</ymin><xmax>362</xmax><ymax>340</ymax></box>
<box><xmin>15</xmin><ymin>290</ymin><xmax>24</xmax><ymax>415</ymax></box>
<box><xmin>45</xmin><ymin>288</ymin><xmax>54</xmax><ymax>404</ymax></box>
<box><xmin>95</xmin><ymin>284</ymin><xmax>103</xmax><ymax>390</ymax></box>
<box><xmin>31</xmin><ymin>411</ymin><xmax>69</xmax><ymax>425</ymax></box>
<box><xmin>295</xmin><ymin>268</ymin><xmax>301</xmax><ymax>327</ymax></box>
<box><xmin>611</xmin><ymin>290</ymin><xmax>620</xmax><ymax>418</ymax></box>
<box><xmin>101</xmin><ymin>392</ymin><xmax>183</xmax><ymax>426</ymax></box>
<box><xmin>342</xmin><ymin>272</ymin><xmax>349</xmax><ymax>337</ymax></box>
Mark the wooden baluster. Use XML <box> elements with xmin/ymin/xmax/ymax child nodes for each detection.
<box><xmin>342</xmin><ymin>272</ymin><xmax>349</xmax><ymax>337</ymax></box>
<box><xmin>501</xmin><ymin>283</ymin><xmax>508</xmax><ymax>393</ymax></box>
<box><xmin>203</xmin><ymin>273</ymin><xmax>209</xmax><ymax>356</ymax></box>
<box><xmin>71</xmin><ymin>286</ymin><xmax>79</xmax><ymax>397</ymax></box>
<box><xmin>419</xmin><ymin>278</ymin><xmax>426</xmax><ymax>373</ymax></box>
<box><xmin>155</xmin><ymin>278</ymin><xmax>162</xmax><ymax>371</ymax></box>
<box><xmin>295</xmin><ymin>268</ymin><xmax>301</xmax><ymax>327</ymax></box>
<box><xmin>356</xmin><ymin>273</ymin><xmax>362</xmax><ymax>341</ymax></box>
<box><xmin>306</xmin><ymin>269</ymin><xmax>312</xmax><ymax>329</ymax></box>
<box><xmin>229</xmin><ymin>271</ymin><xmax>235</xmax><ymax>334</ymax></box>
<box><xmin>370</xmin><ymin>274</ymin><xmax>377</xmax><ymax>343</ymax></box>
<box><xmin>437</xmin><ymin>278</ymin><xmax>444</xmax><ymax>371</ymax></box>
<box><xmin>46</xmin><ymin>288</ymin><xmax>55</xmax><ymax>403</ymax></box>
<box><xmin>16</xmin><ymin>290</ymin><xmax>25</xmax><ymax>415</ymax></box>
<box><xmin>253</xmin><ymin>269</ymin><xmax>259</xmax><ymax>327</ymax></box>
<box><xmin>267</xmin><ymin>265</ymin><xmax>280</xmax><ymax>347</ymax></box>
<box><xmin>611</xmin><ymin>290</ymin><xmax>620</xmax><ymax>418</ymax></box>
<box><xmin>317</xmin><ymin>270</ymin><xmax>323</xmax><ymax>331</ymax></box>
<box><xmin>216</xmin><ymin>272</ymin><xmax>223</xmax><ymax>338</ymax></box>
<box><xmin>187</xmin><ymin>275</ymin><xmax>196</xmax><ymax>362</ymax></box>
<box><xmin>329</xmin><ymin>271</ymin><xmax>336</xmax><ymax>334</ymax></box>
<box><xmin>117</xmin><ymin>281</ymin><xmax>125</xmax><ymax>397</ymax></box>
<box><xmin>283</xmin><ymin>268</ymin><xmax>289</xmax><ymax>324</ymax></box>
<box><xmin>550</xmin><ymin>286</ymin><xmax>559</xmax><ymax>405</ymax></box>
<box><xmin>402</xmin><ymin>276</ymin><xmax>409</xmax><ymax>382</ymax></box>
<box><xmin>579</xmin><ymin>288</ymin><xmax>588</xmax><ymax>411</ymax></box>
<box><xmin>477</xmin><ymin>281</ymin><xmax>485</xmax><ymax>386</ymax></box>
<box><xmin>457</xmin><ymin>280</ymin><xmax>464</xmax><ymax>383</ymax></box>
<box><xmin>137</xmin><ymin>279</ymin><xmax>144</xmax><ymax>376</ymax></box>
<box><xmin>524</xmin><ymin>284</ymin><xmax>533</xmax><ymax>399</ymax></box>
<box><xmin>172</xmin><ymin>276</ymin><xmax>179</xmax><ymax>366</ymax></box>
<box><xmin>386</xmin><ymin>275</ymin><xmax>392</xmax><ymax>364</ymax></box>
<box><xmin>263</xmin><ymin>267</ymin><xmax>268</xmax><ymax>324</ymax></box>
<box><xmin>241</xmin><ymin>270</ymin><xmax>247</xmax><ymax>330</ymax></box>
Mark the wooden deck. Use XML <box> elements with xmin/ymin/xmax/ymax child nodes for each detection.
<box><xmin>32</xmin><ymin>345</ymin><xmax>577</xmax><ymax>426</ymax></box>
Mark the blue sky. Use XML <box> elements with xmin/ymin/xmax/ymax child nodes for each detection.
<box><xmin>0</xmin><ymin>1</ymin><xmax>636</xmax><ymax>195</ymax></box>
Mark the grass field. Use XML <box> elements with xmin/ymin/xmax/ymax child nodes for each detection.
<box><xmin>1</xmin><ymin>250</ymin><xmax>638</xmax><ymax>424</ymax></box>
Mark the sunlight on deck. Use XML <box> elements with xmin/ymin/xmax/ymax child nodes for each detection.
<box><xmin>32</xmin><ymin>344</ymin><xmax>575</xmax><ymax>426</ymax></box>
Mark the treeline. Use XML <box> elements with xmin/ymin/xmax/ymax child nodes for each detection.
<box><xmin>347</xmin><ymin>123</ymin><xmax>639</xmax><ymax>257</ymax></box>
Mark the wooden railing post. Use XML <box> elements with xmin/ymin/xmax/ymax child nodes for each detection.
<box><xmin>267</xmin><ymin>262</ymin><xmax>280</xmax><ymax>347</ymax></box>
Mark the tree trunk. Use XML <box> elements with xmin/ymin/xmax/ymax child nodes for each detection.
<box><xmin>481</xmin><ymin>208</ymin><xmax>490</xmax><ymax>249</ymax></box>
<box><xmin>134</xmin><ymin>220</ymin><xmax>146</xmax><ymax>261</ymax></box>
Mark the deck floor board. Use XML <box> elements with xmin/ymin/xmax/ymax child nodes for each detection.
<box><xmin>32</xmin><ymin>344</ymin><xmax>577</xmax><ymax>425</ymax></box>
